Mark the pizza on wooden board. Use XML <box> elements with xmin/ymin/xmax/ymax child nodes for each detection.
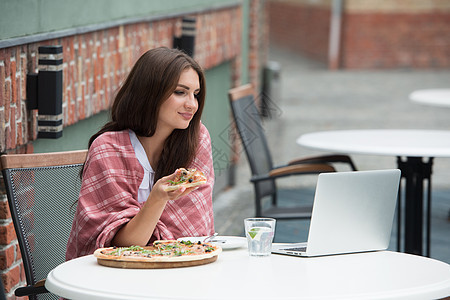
<box><xmin>94</xmin><ymin>240</ymin><xmax>222</xmax><ymax>269</ymax></box>
<box><xmin>164</xmin><ymin>168</ymin><xmax>207</xmax><ymax>191</ymax></box>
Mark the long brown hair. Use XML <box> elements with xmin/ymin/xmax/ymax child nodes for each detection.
<box><xmin>88</xmin><ymin>47</ymin><xmax>206</xmax><ymax>181</ymax></box>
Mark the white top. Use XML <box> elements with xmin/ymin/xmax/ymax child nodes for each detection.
<box><xmin>409</xmin><ymin>89</ymin><xmax>450</xmax><ymax>108</ymax></box>
<box><xmin>129</xmin><ymin>130</ymin><xmax>154</xmax><ymax>203</ymax></box>
<box><xmin>46</xmin><ymin>246</ymin><xmax>450</xmax><ymax>300</ymax></box>
<box><xmin>297</xmin><ymin>129</ymin><xmax>450</xmax><ymax>158</ymax></box>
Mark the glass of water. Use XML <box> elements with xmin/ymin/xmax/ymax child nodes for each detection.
<box><xmin>244</xmin><ymin>218</ymin><xmax>276</xmax><ymax>256</ymax></box>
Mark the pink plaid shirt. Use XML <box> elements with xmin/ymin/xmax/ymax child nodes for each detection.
<box><xmin>66</xmin><ymin>124</ymin><xmax>215</xmax><ymax>260</ymax></box>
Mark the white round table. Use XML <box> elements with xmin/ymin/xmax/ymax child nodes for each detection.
<box><xmin>45</xmin><ymin>247</ymin><xmax>450</xmax><ymax>300</ymax></box>
<box><xmin>409</xmin><ymin>89</ymin><xmax>450</xmax><ymax>108</ymax></box>
<box><xmin>297</xmin><ymin>129</ymin><xmax>450</xmax><ymax>257</ymax></box>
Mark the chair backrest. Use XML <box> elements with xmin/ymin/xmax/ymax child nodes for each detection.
<box><xmin>228</xmin><ymin>84</ymin><xmax>276</xmax><ymax>199</ymax></box>
<box><xmin>1</xmin><ymin>150</ymin><xmax>87</xmax><ymax>300</ymax></box>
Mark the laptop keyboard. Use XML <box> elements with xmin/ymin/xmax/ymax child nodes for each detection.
<box><xmin>282</xmin><ymin>246</ymin><xmax>307</xmax><ymax>252</ymax></box>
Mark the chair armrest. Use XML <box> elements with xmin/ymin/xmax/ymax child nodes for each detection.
<box><xmin>288</xmin><ymin>154</ymin><xmax>357</xmax><ymax>171</ymax></box>
<box><xmin>250</xmin><ymin>163</ymin><xmax>335</xmax><ymax>182</ymax></box>
<box><xmin>14</xmin><ymin>279</ymin><xmax>48</xmax><ymax>297</ymax></box>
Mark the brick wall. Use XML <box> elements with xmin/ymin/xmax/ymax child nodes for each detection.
<box><xmin>341</xmin><ymin>11</ymin><xmax>450</xmax><ymax>69</ymax></box>
<box><xmin>267</xmin><ymin>1</ymin><xmax>331</xmax><ymax>63</ymax></box>
<box><xmin>267</xmin><ymin>0</ymin><xmax>450</xmax><ymax>69</ymax></box>
<box><xmin>0</xmin><ymin>4</ymin><xmax>267</xmax><ymax>298</ymax></box>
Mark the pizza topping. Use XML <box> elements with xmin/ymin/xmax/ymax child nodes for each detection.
<box><xmin>168</xmin><ymin>168</ymin><xmax>206</xmax><ymax>187</ymax></box>
<box><xmin>163</xmin><ymin>168</ymin><xmax>207</xmax><ymax>191</ymax></box>
<box><xmin>169</xmin><ymin>170</ymin><xmax>189</xmax><ymax>185</ymax></box>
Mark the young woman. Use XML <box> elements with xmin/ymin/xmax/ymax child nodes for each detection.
<box><xmin>66</xmin><ymin>47</ymin><xmax>215</xmax><ymax>260</ymax></box>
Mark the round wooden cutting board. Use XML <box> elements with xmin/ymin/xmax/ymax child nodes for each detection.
<box><xmin>96</xmin><ymin>255</ymin><xmax>218</xmax><ymax>269</ymax></box>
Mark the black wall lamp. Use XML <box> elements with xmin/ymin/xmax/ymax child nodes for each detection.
<box><xmin>173</xmin><ymin>16</ymin><xmax>196</xmax><ymax>57</ymax></box>
<box><xmin>27</xmin><ymin>45</ymin><xmax>63</xmax><ymax>139</ymax></box>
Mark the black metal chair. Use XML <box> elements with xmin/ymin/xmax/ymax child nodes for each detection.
<box><xmin>228</xmin><ymin>84</ymin><xmax>357</xmax><ymax>219</ymax></box>
<box><xmin>0</xmin><ymin>150</ymin><xmax>87</xmax><ymax>300</ymax></box>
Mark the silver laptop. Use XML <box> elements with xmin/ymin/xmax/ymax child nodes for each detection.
<box><xmin>272</xmin><ymin>169</ymin><xmax>401</xmax><ymax>257</ymax></box>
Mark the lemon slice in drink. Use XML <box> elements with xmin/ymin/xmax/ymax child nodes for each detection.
<box><xmin>248</xmin><ymin>227</ymin><xmax>270</xmax><ymax>241</ymax></box>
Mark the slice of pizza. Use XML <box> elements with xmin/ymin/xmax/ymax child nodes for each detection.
<box><xmin>164</xmin><ymin>168</ymin><xmax>207</xmax><ymax>191</ymax></box>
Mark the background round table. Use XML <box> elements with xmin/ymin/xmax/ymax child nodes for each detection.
<box><xmin>409</xmin><ymin>89</ymin><xmax>450</xmax><ymax>108</ymax></box>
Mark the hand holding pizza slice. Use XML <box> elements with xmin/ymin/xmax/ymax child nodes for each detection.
<box><xmin>163</xmin><ymin>168</ymin><xmax>207</xmax><ymax>192</ymax></box>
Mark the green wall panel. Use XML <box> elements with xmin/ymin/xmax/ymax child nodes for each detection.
<box><xmin>202</xmin><ymin>62</ymin><xmax>232</xmax><ymax>183</ymax></box>
<box><xmin>0</xmin><ymin>0</ymin><xmax>238</xmax><ymax>40</ymax></box>
<box><xmin>33</xmin><ymin>110</ymin><xmax>109</xmax><ymax>153</ymax></box>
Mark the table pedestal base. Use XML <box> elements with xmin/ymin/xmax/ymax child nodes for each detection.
<box><xmin>397</xmin><ymin>156</ymin><xmax>433</xmax><ymax>257</ymax></box>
